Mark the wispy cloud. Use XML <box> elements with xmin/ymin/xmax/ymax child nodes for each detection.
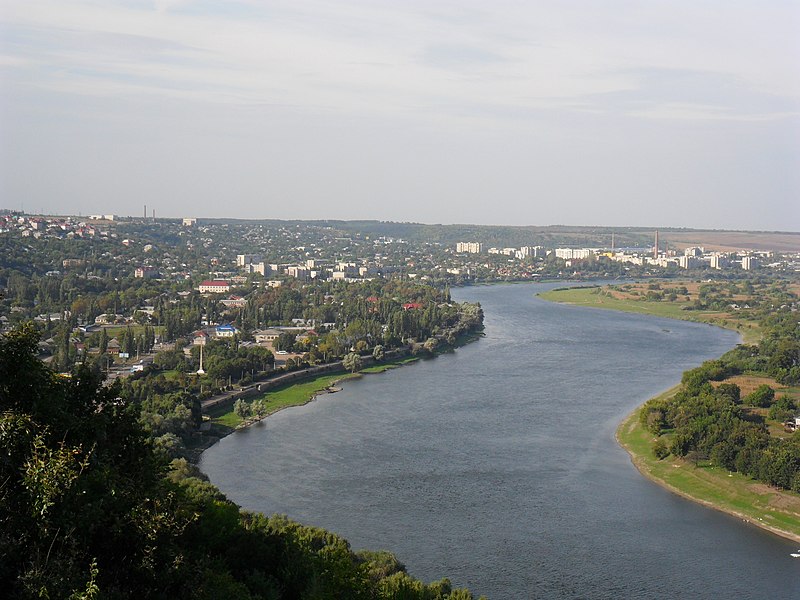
<box><xmin>0</xmin><ymin>1</ymin><xmax>798</xmax><ymax>228</ymax></box>
<box><xmin>3</xmin><ymin>0</ymin><xmax>797</xmax><ymax>122</ymax></box>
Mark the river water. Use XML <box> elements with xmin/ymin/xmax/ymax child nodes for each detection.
<box><xmin>200</xmin><ymin>283</ymin><xmax>800</xmax><ymax>599</ymax></box>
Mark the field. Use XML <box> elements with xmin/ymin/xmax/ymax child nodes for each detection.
<box><xmin>656</xmin><ymin>230</ymin><xmax>800</xmax><ymax>253</ymax></box>
<box><xmin>538</xmin><ymin>284</ymin><xmax>761</xmax><ymax>343</ymax></box>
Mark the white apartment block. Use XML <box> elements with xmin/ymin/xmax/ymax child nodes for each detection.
<box><xmin>741</xmin><ymin>256</ymin><xmax>759</xmax><ymax>270</ymax></box>
<box><xmin>456</xmin><ymin>242</ymin><xmax>484</xmax><ymax>254</ymax></box>
<box><xmin>236</xmin><ymin>254</ymin><xmax>262</xmax><ymax>267</ymax></box>
<box><xmin>555</xmin><ymin>248</ymin><xmax>594</xmax><ymax>260</ymax></box>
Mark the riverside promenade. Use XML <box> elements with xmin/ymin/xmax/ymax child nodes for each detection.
<box><xmin>199</xmin><ymin>348</ymin><xmax>410</xmax><ymax>414</ymax></box>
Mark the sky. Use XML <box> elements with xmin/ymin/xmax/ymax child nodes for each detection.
<box><xmin>1</xmin><ymin>1</ymin><xmax>799</xmax><ymax>230</ymax></box>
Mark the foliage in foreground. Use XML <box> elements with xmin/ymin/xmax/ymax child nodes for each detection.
<box><xmin>0</xmin><ymin>324</ymin><xmax>480</xmax><ymax>599</ymax></box>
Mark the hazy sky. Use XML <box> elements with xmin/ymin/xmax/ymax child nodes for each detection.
<box><xmin>1</xmin><ymin>1</ymin><xmax>799</xmax><ymax>229</ymax></box>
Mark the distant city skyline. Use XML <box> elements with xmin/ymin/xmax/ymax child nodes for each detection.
<box><xmin>1</xmin><ymin>1</ymin><xmax>798</xmax><ymax>230</ymax></box>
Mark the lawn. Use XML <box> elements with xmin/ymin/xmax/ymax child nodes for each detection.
<box><xmin>360</xmin><ymin>356</ymin><xmax>419</xmax><ymax>374</ymax></box>
<box><xmin>209</xmin><ymin>371</ymin><xmax>360</xmax><ymax>427</ymax></box>
<box><xmin>101</xmin><ymin>324</ymin><xmax>166</xmax><ymax>338</ymax></box>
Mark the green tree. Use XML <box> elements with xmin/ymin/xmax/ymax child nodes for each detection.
<box><xmin>343</xmin><ymin>352</ymin><xmax>362</xmax><ymax>373</ymax></box>
<box><xmin>274</xmin><ymin>332</ymin><xmax>296</xmax><ymax>353</ymax></box>
<box><xmin>745</xmin><ymin>384</ymin><xmax>775</xmax><ymax>408</ymax></box>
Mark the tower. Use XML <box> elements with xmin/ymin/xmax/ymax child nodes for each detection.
<box><xmin>653</xmin><ymin>230</ymin><xmax>659</xmax><ymax>259</ymax></box>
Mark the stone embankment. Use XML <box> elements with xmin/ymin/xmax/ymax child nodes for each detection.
<box><xmin>199</xmin><ymin>348</ymin><xmax>410</xmax><ymax>413</ymax></box>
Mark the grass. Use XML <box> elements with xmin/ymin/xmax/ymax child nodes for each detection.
<box><xmin>101</xmin><ymin>325</ymin><xmax>166</xmax><ymax>338</ymax></box>
<box><xmin>208</xmin><ymin>356</ymin><xmax>422</xmax><ymax>428</ymax></box>
<box><xmin>538</xmin><ymin>286</ymin><xmax>761</xmax><ymax>343</ymax></box>
<box><xmin>617</xmin><ymin>395</ymin><xmax>800</xmax><ymax>542</ymax></box>
<box><xmin>360</xmin><ymin>356</ymin><xmax>419</xmax><ymax>373</ymax></box>
<box><xmin>209</xmin><ymin>371</ymin><xmax>360</xmax><ymax>428</ymax></box>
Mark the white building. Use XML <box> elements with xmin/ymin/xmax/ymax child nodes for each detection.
<box><xmin>742</xmin><ymin>256</ymin><xmax>759</xmax><ymax>270</ymax></box>
<box><xmin>236</xmin><ymin>254</ymin><xmax>262</xmax><ymax>267</ymax></box>
<box><xmin>456</xmin><ymin>242</ymin><xmax>483</xmax><ymax>254</ymax></box>
<box><xmin>678</xmin><ymin>255</ymin><xmax>701</xmax><ymax>269</ymax></box>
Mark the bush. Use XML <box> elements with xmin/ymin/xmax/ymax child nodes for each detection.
<box><xmin>653</xmin><ymin>438</ymin><xmax>670</xmax><ymax>460</ymax></box>
<box><xmin>744</xmin><ymin>384</ymin><xmax>775</xmax><ymax>408</ymax></box>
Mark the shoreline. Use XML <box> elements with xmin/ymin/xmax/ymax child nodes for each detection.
<box><xmin>197</xmin><ymin>334</ymin><xmax>482</xmax><ymax>457</ymax></box>
<box><xmin>538</xmin><ymin>286</ymin><xmax>800</xmax><ymax>545</ymax></box>
<box><xmin>615</xmin><ymin>403</ymin><xmax>800</xmax><ymax>544</ymax></box>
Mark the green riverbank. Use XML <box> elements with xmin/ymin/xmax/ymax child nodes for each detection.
<box><xmin>540</xmin><ymin>286</ymin><xmax>800</xmax><ymax>542</ymax></box>
<box><xmin>207</xmin><ymin>355</ymin><xmax>421</xmax><ymax>430</ymax></box>
<box><xmin>617</xmin><ymin>395</ymin><xmax>800</xmax><ymax>543</ymax></box>
<box><xmin>538</xmin><ymin>286</ymin><xmax>761</xmax><ymax>343</ymax></box>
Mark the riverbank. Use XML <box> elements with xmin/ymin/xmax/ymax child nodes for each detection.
<box><xmin>616</xmin><ymin>396</ymin><xmax>800</xmax><ymax>543</ymax></box>
<box><xmin>205</xmin><ymin>355</ymin><xmax>422</xmax><ymax>433</ymax></box>
<box><xmin>198</xmin><ymin>323</ymin><xmax>484</xmax><ymax>449</ymax></box>
<box><xmin>538</xmin><ymin>285</ymin><xmax>761</xmax><ymax>343</ymax></box>
<box><xmin>539</xmin><ymin>284</ymin><xmax>800</xmax><ymax>543</ymax></box>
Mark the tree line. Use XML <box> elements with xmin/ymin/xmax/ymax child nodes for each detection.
<box><xmin>639</xmin><ymin>308</ymin><xmax>800</xmax><ymax>491</ymax></box>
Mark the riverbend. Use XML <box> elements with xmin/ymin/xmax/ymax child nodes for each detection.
<box><xmin>201</xmin><ymin>283</ymin><xmax>798</xmax><ymax>599</ymax></box>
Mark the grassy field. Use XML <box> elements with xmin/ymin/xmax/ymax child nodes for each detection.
<box><xmin>101</xmin><ymin>324</ymin><xmax>166</xmax><ymax>338</ymax></box>
<box><xmin>617</xmin><ymin>395</ymin><xmax>800</xmax><ymax>542</ymax></box>
<box><xmin>538</xmin><ymin>286</ymin><xmax>761</xmax><ymax>343</ymax></box>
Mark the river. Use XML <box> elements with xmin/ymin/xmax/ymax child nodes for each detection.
<box><xmin>199</xmin><ymin>283</ymin><xmax>799</xmax><ymax>599</ymax></box>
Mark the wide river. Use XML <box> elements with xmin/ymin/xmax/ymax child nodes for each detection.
<box><xmin>200</xmin><ymin>283</ymin><xmax>799</xmax><ymax>599</ymax></box>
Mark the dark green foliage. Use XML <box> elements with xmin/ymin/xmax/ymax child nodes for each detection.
<box><xmin>769</xmin><ymin>395</ymin><xmax>796</xmax><ymax>421</ymax></box>
<box><xmin>647</xmin><ymin>310</ymin><xmax>800</xmax><ymax>492</ymax></box>
<box><xmin>1</xmin><ymin>324</ymin><xmax>478</xmax><ymax>598</ymax></box>
<box><xmin>744</xmin><ymin>384</ymin><xmax>775</xmax><ymax>408</ymax></box>
<box><xmin>715</xmin><ymin>383</ymin><xmax>741</xmax><ymax>404</ymax></box>
<box><xmin>652</xmin><ymin>438</ymin><xmax>670</xmax><ymax>459</ymax></box>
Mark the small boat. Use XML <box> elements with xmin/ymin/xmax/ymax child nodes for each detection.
<box><xmin>790</xmin><ymin>553</ymin><xmax>800</xmax><ymax>558</ymax></box>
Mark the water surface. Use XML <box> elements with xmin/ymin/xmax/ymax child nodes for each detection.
<box><xmin>200</xmin><ymin>283</ymin><xmax>799</xmax><ymax>599</ymax></box>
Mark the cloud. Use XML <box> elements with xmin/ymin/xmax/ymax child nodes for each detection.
<box><xmin>0</xmin><ymin>1</ymin><xmax>798</xmax><ymax>228</ymax></box>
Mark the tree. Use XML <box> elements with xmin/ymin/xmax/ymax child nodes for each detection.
<box><xmin>372</xmin><ymin>344</ymin><xmax>385</xmax><ymax>362</ymax></box>
<box><xmin>0</xmin><ymin>324</ymin><xmax>194</xmax><ymax>598</ymax></box>
<box><xmin>274</xmin><ymin>332</ymin><xmax>296</xmax><ymax>353</ymax></box>
<box><xmin>716</xmin><ymin>382</ymin><xmax>741</xmax><ymax>404</ymax></box>
<box><xmin>343</xmin><ymin>352</ymin><xmax>362</xmax><ymax>373</ymax></box>
<box><xmin>652</xmin><ymin>438</ymin><xmax>669</xmax><ymax>460</ymax></box>
<box><xmin>233</xmin><ymin>398</ymin><xmax>250</xmax><ymax>419</ymax></box>
<box><xmin>745</xmin><ymin>384</ymin><xmax>775</xmax><ymax>408</ymax></box>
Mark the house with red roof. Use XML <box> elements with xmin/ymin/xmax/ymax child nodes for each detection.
<box><xmin>198</xmin><ymin>280</ymin><xmax>231</xmax><ymax>293</ymax></box>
